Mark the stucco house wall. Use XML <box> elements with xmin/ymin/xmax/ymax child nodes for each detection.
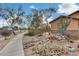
<box><xmin>50</xmin><ymin>11</ymin><xmax>79</xmax><ymax>31</ymax></box>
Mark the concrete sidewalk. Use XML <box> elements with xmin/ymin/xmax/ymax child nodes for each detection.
<box><xmin>0</xmin><ymin>32</ymin><xmax>25</xmax><ymax>56</ymax></box>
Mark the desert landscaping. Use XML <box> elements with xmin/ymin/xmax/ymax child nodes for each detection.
<box><xmin>0</xmin><ymin>29</ymin><xmax>79</xmax><ymax>56</ymax></box>
<box><xmin>23</xmin><ymin>31</ymin><xmax>79</xmax><ymax>56</ymax></box>
<box><xmin>0</xmin><ymin>3</ymin><xmax>79</xmax><ymax>56</ymax></box>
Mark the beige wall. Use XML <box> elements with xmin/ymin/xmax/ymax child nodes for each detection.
<box><xmin>51</xmin><ymin>17</ymin><xmax>63</xmax><ymax>30</ymax></box>
<box><xmin>67</xmin><ymin>19</ymin><xmax>78</xmax><ymax>30</ymax></box>
<box><xmin>50</xmin><ymin>12</ymin><xmax>79</xmax><ymax>31</ymax></box>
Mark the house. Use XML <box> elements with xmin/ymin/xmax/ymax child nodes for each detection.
<box><xmin>49</xmin><ymin>10</ymin><xmax>79</xmax><ymax>32</ymax></box>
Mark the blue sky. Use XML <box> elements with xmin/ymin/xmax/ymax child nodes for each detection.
<box><xmin>0</xmin><ymin>3</ymin><xmax>60</xmax><ymax>14</ymax></box>
<box><xmin>0</xmin><ymin>3</ymin><xmax>79</xmax><ymax>27</ymax></box>
<box><xmin>0</xmin><ymin>3</ymin><xmax>61</xmax><ymax>27</ymax></box>
<box><xmin>1</xmin><ymin>3</ymin><xmax>79</xmax><ymax>19</ymax></box>
<box><xmin>0</xmin><ymin>3</ymin><xmax>79</xmax><ymax>18</ymax></box>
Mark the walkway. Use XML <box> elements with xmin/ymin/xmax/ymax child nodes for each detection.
<box><xmin>0</xmin><ymin>32</ymin><xmax>25</xmax><ymax>56</ymax></box>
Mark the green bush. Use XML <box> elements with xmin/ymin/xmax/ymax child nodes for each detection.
<box><xmin>25</xmin><ymin>24</ymin><xmax>51</xmax><ymax>36</ymax></box>
<box><xmin>24</xmin><ymin>28</ymin><xmax>35</xmax><ymax>36</ymax></box>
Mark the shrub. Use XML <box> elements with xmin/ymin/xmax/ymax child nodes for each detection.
<box><xmin>1</xmin><ymin>30</ymin><xmax>12</xmax><ymax>40</ymax></box>
<box><xmin>24</xmin><ymin>28</ymin><xmax>35</xmax><ymax>36</ymax></box>
<box><xmin>26</xmin><ymin>24</ymin><xmax>51</xmax><ymax>36</ymax></box>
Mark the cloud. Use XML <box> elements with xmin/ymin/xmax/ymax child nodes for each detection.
<box><xmin>57</xmin><ymin>3</ymin><xmax>79</xmax><ymax>15</ymax></box>
<box><xmin>42</xmin><ymin>15</ymin><xmax>53</xmax><ymax>23</ymax></box>
<box><xmin>30</xmin><ymin>5</ymin><xmax>36</xmax><ymax>9</ymax></box>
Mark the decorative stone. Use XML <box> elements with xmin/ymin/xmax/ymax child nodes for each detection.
<box><xmin>68</xmin><ymin>46</ymin><xmax>75</xmax><ymax>52</ymax></box>
<box><xmin>69</xmin><ymin>41</ymin><xmax>74</xmax><ymax>43</ymax></box>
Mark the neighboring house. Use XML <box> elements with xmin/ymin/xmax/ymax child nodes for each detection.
<box><xmin>49</xmin><ymin>10</ymin><xmax>79</xmax><ymax>31</ymax></box>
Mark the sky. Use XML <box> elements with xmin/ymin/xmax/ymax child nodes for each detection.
<box><xmin>0</xmin><ymin>3</ymin><xmax>79</xmax><ymax>28</ymax></box>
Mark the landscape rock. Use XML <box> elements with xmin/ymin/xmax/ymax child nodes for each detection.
<box><xmin>52</xmin><ymin>33</ymin><xmax>65</xmax><ymax>40</ymax></box>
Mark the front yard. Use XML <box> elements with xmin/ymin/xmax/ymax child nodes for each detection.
<box><xmin>23</xmin><ymin>32</ymin><xmax>79</xmax><ymax>56</ymax></box>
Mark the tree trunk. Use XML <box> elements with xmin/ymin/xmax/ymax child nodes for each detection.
<box><xmin>45</xmin><ymin>18</ymin><xmax>51</xmax><ymax>39</ymax></box>
<box><xmin>5</xmin><ymin>20</ymin><xmax>16</xmax><ymax>35</ymax></box>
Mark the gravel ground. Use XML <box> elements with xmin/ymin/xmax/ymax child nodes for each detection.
<box><xmin>0</xmin><ymin>35</ymin><xmax>11</xmax><ymax>50</ymax></box>
<box><xmin>23</xmin><ymin>33</ymin><xmax>79</xmax><ymax>56</ymax></box>
<box><xmin>0</xmin><ymin>30</ymin><xmax>22</xmax><ymax>51</ymax></box>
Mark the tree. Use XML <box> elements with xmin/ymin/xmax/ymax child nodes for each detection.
<box><xmin>26</xmin><ymin>8</ymin><xmax>55</xmax><ymax>36</ymax></box>
<box><xmin>0</xmin><ymin>5</ymin><xmax>25</xmax><ymax>35</ymax></box>
<box><xmin>26</xmin><ymin>8</ymin><xmax>44</xmax><ymax>35</ymax></box>
<box><xmin>39</xmin><ymin>8</ymin><xmax>55</xmax><ymax>33</ymax></box>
